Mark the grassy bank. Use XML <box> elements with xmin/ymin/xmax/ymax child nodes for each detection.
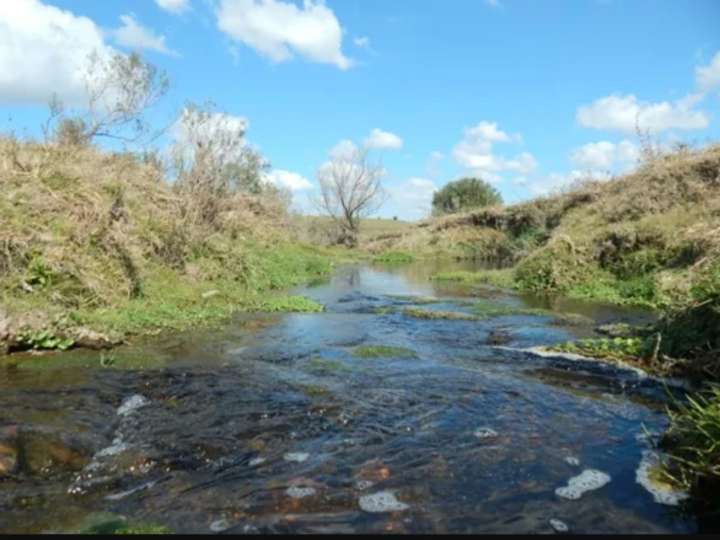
<box><xmin>0</xmin><ymin>139</ymin><xmax>334</xmax><ymax>354</ymax></box>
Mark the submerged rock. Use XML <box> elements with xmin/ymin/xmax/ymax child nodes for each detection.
<box><xmin>564</xmin><ymin>456</ymin><xmax>580</xmax><ymax>466</ymax></box>
<box><xmin>358</xmin><ymin>491</ymin><xmax>410</xmax><ymax>513</ymax></box>
<box><xmin>209</xmin><ymin>519</ymin><xmax>231</xmax><ymax>532</ymax></box>
<box><xmin>0</xmin><ymin>425</ymin><xmax>19</xmax><ymax>476</ymax></box>
<box><xmin>71</xmin><ymin>327</ymin><xmax>123</xmax><ymax>350</ymax></box>
<box><xmin>555</xmin><ymin>469</ymin><xmax>611</xmax><ymax>500</ymax></box>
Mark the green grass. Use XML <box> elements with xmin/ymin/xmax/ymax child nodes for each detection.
<box><xmin>471</xmin><ymin>298</ymin><xmax>551</xmax><ymax>318</ymax></box>
<box><xmin>248</xmin><ymin>295</ymin><xmax>324</xmax><ymax>313</ymax></box>
<box><xmin>353</xmin><ymin>345</ymin><xmax>417</xmax><ymax>359</ymax></box>
<box><xmin>304</xmin><ymin>357</ymin><xmax>351</xmax><ymax>375</ymax></box>
<box><xmin>373</xmin><ymin>251</ymin><xmax>415</xmax><ymax>264</ymax></box>
<box><xmin>662</xmin><ymin>384</ymin><xmax>720</xmax><ymax>496</ymax></box>
<box><xmin>430</xmin><ymin>269</ymin><xmax>516</xmax><ymax>289</ymax></box>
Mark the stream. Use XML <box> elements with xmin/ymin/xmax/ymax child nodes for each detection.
<box><xmin>0</xmin><ymin>261</ymin><xmax>700</xmax><ymax>533</ymax></box>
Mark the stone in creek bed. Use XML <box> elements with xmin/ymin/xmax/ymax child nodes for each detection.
<box><xmin>209</xmin><ymin>519</ymin><xmax>231</xmax><ymax>532</ymax></box>
<box><xmin>358</xmin><ymin>491</ymin><xmax>410</xmax><ymax>513</ymax></box>
<box><xmin>564</xmin><ymin>456</ymin><xmax>580</xmax><ymax>466</ymax></box>
<box><xmin>0</xmin><ymin>425</ymin><xmax>19</xmax><ymax>476</ymax></box>
<box><xmin>549</xmin><ymin>518</ymin><xmax>569</xmax><ymax>533</ymax></box>
<box><xmin>555</xmin><ymin>469</ymin><xmax>611</xmax><ymax>500</ymax></box>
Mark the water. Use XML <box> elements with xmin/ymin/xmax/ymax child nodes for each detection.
<box><xmin>0</xmin><ymin>261</ymin><xmax>700</xmax><ymax>533</ymax></box>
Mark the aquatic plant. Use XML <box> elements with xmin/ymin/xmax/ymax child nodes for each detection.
<box><xmin>373</xmin><ymin>251</ymin><xmax>415</xmax><ymax>264</ymax></box>
<box><xmin>353</xmin><ymin>345</ymin><xmax>417</xmax><ymax>359</ymax></box>
<box><xmin>402</xmin><ymin>308</ymin><xmax>478</xmax><ymax>321</ymax></box>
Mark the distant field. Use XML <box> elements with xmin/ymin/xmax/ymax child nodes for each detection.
<box><xmin>295</xmin><ymin>215</ymin><xmax>416</xmax><ymax>244</ymax></box>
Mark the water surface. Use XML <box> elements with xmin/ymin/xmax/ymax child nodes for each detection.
<box><xmin>0</xmin><ymin>262</ymin><xmax>697</xmax><ymax>534</ymax></box>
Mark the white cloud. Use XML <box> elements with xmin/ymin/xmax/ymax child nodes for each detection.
<box><xmin>386</xmin><ymin>177</ymin><xmax>437</xmax><ymax>220</ymax></box>
<box><xmin>570</xmin><ymin>139</ymin><xmax>639</xmax><ymax>171</ymax></box>
<box><xmin>364</xmin><ymin>128</ymin><xmax>403</xmax><ymax>150</ymax></box>
<box><xmin>354</xmin><ymin>36</ymin><xmax>370</xmax><ymax>49</ymax></box>
<box><xmin>576</xmin><ymin>94</ymin><xmax>709</xmax><ymax>133</ymax></box>
<box><xmin>430</xmin><ymin>151</ymin><xmax>444</xmax><ymax>161</ymax></box>
<box><xmin>452</xmin><ymin>121</ymin><xmax>537</xmax><ymax>182</ymax></box>
<box><xmin>216</xmin><ymin>0</ymin><xmax>351</xmax><ymax>70</ymax></box>
<box><xmin>0</xmin><ymin>0</ymin><xmax>115</xmax><ymax>105</ymax></box>
<box><xmin>264</xmin><ymin>169</ymin><xmax>313</xmax><ymax>191</ymax></box>
<box><xmin>328</xmin><ymin>139</ymin><xmax>358</xmax><ymax>160</ymax></box>
<box><xmin>155</xmin><ymin>0</ymin><xmax>191</xmax><ymax>14</ymax></box>
<box><xmin>170</xmin><ymin>107</ymin><xmax>250</xmax><ymax>164</ymax></box>
<box><xmin>696</xmin><ymin>51</ymin><xmax>720</xmax><ymax>94</ymax></box>
<box><xmin>526</xmin><ymin>170</ymin><xmax>608</xmax><ymax>197</ymax></box>
<box><xmin>112</xmin><ymin>14</ymin><xmax>178</xmax><ymax>56</ymax></box>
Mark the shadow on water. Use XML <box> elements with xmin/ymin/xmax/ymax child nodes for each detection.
<box><xmin>0</xmin><ymin>261</ymin><xmax>700</xmax><ymax>533</ymax></box>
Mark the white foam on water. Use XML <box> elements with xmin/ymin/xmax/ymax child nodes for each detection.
<box><xmin>549</xmin><ymin>518</ymin><xmax>569</xmax><ymax>533</ymax></box>
<box><xmin>355</xmin><ymin>479</ymin><xmax>374</xmax><ymax>491</ymax></box>
<box><xmin>474</xmin><ymin>427</ymin><xmax>498</xmax><ymax>439</ymax></box>
<box><xmin>564</xmin><ymin>456</ymin><xmax>580</xmax><ymax>466</ymax></box>
<box><xmin>209</xmin><ymin>519</ymin><xmax>230</xmax><ymax>532</ymax></box>
<box><xmin>284</xmin><ymin>452</ymin><xmax>310</xmax><ymax>463</ymax></box>
<box><xmin>358</xmin><ymin>491</ymin><xmax>410</xmax><ymax>513</ymax></box>
<box><xmin>555</xmin><ymin>469</ymin><xmax>611</xmax><ymax>500</ymax></box>
<box><xmin>105</xmin><ymin>480</ymin><xmax>156</xmax><ymax>501</ymax></box>
<box><xmin>96</xmin><ymin>437</ymin><xmax>129</xmax><ymax>457</ymax></box>
<box><xmin>117</xmin><ymin>394</ymin><xmax>149</xmax><ymax>416</ymax></box>
<box><xmin>286</xmin><ymin>486</ymin><xmax>317</xmax><ymax>499</ymax></box>
<box><xmin>635</xmin><ymin>450</ymin><xmax>689</xmax><ymax>506</ymax></box>
<box><xmin>249</xmin><ymin>456</ymin><xmax>266</xmax><ymax>466</ymax></box>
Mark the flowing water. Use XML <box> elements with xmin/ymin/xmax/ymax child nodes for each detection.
<box><xmin>0</xmin><ymin>261</ymin><xmax>701</xmax><ymax>534</ymax></box>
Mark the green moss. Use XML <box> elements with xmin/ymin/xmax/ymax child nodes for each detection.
<box><xmin>549</xmin><ymin>337</ymin><xmax>650</xmax><ymax>362</ymax></box>
<box><xmin>249</xmin><ymin>295</ymin><xmax>324</xmax><ymax>313</ymax></box>
<box><xmin>373</xmin><ymin>251</ymin><xmax>415</xmax><ymax>264</ymax></box>
<box><xmin>471</xmin><ymin>299</ymin><xmax>551</xmax><ymax>318</ymax></box>
<box><xmin>402</xmin><ymin>307</ymin><xmax>478</xmax><ymax>321</ymax></box>
<box><xmin>353</xmin><ymin>345</ymin><xmax>417</xmax><ymax>359</ymax></box>
<box><xmin>113</xmin><ymin>524</ymin><xmax>172</xmax><ymax>535</ymax></box>
<box><xmin>304</xmin><ymin>357</ymin><xmax>350</xmax><ymax>375</ymax></box>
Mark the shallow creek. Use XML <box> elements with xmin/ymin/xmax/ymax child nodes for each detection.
<box><xmin>0</xmin><ymin>261</ymin><xmax>700</xmax><ymax>533</ymax></box>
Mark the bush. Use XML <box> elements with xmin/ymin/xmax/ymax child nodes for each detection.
<box><xmin>432</xmin><ymin>177</ymin><xmax>502</xmax><ymax>216</ymax></box>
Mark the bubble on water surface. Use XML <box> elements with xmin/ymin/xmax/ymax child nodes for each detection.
<box><xmin>358</xmin><ymin>491</ymin><xmax>410</xmax><ymax>513</ymax></box>
<box><xmin>286</xmin><ymin>485</ymin><xmax>317</xmax><ymax>499</ymax></box>
<box><xmin>555</xmin><ymin>469</ymin><xmax>611</xmax><ymax>500</ymax></box>
<box><xmin>635</xmin><ymin>450</ymin><xmax>689</xmax><ymax>506</ymax></box>
<box><xmin>474</xmin><ymin>427</ymin><xmax>498</xmax><ymax>439</ymax></box>
<box><xmin>549</xmin><ymin>518</ymin><xmax>569</xmax><ymax>532</ymax></box>
<box><xmin>284</xmin><ymin>452</ymin><xmax>310</xmax><ymax>463</ymax></box>
<box><xmin>117</xmin><ymin>394</ymin><xmax>149</xmax><ymax>416</ymax></box>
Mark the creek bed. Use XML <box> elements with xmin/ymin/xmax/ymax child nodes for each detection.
<box><xmin>0</xmin><ymin>262</ymin><xmax>698</xmax><ymax>533</ymax></box>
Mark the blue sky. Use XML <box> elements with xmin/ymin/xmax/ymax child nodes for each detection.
<box><xmin>1</xmin><ymin>0</ymin><xmax>719</xmax><ymax>220</ymax></box>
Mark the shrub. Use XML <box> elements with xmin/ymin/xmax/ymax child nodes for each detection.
<box><xmin>432</xmin><ymin>177</ymin><xmax>502</xmax><ymax>216</ymax></box>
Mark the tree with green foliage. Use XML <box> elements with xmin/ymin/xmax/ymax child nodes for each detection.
<box><xmin>432</xmin><ymin>177</ymin><xmax>502</xmax><ymax>216</ymax></box>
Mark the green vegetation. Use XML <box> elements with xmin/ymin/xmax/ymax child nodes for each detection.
<box><xmin>353</xmin><ymin>345</ymin><xmax>417</xmax><ymax>359</ymax></box>
<box><xmin>661</xmin><ymin>385</ymin><xmax>720</xmax><ymax>504</ymax></box>
<box><xmin>471</xmin><ymin>299</ymin><xmax>551</xmax><ymax>318</ymax></box>
<box><xmin>373</xmin><ymin>251</ymin><xmax>415</xmax><ymax>264</ymax></box>
<box><xmin>432</xmin><ymin>177</ymin><xmax>503</xmax><ymax>216</ymax></box>
<box><xmin>0</xmin><ymin>138</ymin><xmax>333</xmax><ymax>354</ymax></box>
<box><xmin>430</xmin><ymin>269</ymin><xmax>516</xmax><ymax>289</ymax></box>
<box><xmin>550</xmin><ymin>337</ymin><xmax>649</xmax><ymax>363</ymax></box>
<box><xmin>304</xmin><ymin>357</ymin><xmax>351</xmax><ymax>375</ymax></box>
<box><xmin>402</xmin><ymin>307</ymin><xmax>478</xmax><ymax>321</ymax></box>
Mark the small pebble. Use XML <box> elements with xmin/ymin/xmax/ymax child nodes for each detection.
<box><xmin>549</xmin><ymin>518</ymin><xmax>569</xmax><ymax>533</ymax></box>
<box><xmin>359</xmin><ymin>491</ymin><xmax>410</xmax><ymax>513</ymax></box>
<box><xmin>284</xmin><ymin>452</ymin><xmax>310</xmax><ymax>463</ymax></box>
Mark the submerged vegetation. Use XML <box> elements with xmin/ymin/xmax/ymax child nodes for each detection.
<box><xmin>353</xmin><ymin>345</ymin><xmax>417</xmax><ymax>359</ymax></box>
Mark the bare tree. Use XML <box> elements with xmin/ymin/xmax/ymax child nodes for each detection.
<box><xmin>46</xmin><ymin>50</ymin><xmax>169</xmax><ymax>147</ymax></box>
<box><xmin>315</xmin><ymin>145</ymin><xmax>387</xmax><ymax>247</ymax></box>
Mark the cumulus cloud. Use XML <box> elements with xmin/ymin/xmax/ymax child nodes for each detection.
<box><xmin>263</xmin><ymin>169</ymin><xmax>313</xmax><ymax>191</ymax></box>
<box><xmin>696</xmin><ymin>51</ymin><xmax>720</xmax><ymax>94</ymax></box>
<box><xmin>452</xmin><ymin>121</ymin><xmax>537</xmax><ymax>182</ymax></box>
<box><xmin>112</xmin><ymin>14</ymin><xmax>178</xmax><ymax>56</ymax></box>
<box><xmin>0</xmin><ymin>0</ymin><xmax>115</xmax><ymax>105</ymax></box>
<box><xmin>570</xmin><ymin>139</ymin><xmax>639</xmax><ymax>172</ymax></box>
<box><xmin>386</xmin><ymin>177</ymin><xmax>437</xmax><ymax>220</ymax></box>
<box><xmin>216</xmin><ymin>0</ymin><xmax>351</xmax><ymax>70</ymax></box>
<box><xmin>155</xmin><ymin>0</ymin><xmax>191</xmax><ymax>14</ymax></box>
<box><xmin>576</xmin><ymin>94</ymin><xmax>709</xmax><ymax>133</ymax></box>
<box><xmin>364</xmin><ymin>128</ymin><xmax>403</xmax><ymax>150</ymax></box>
